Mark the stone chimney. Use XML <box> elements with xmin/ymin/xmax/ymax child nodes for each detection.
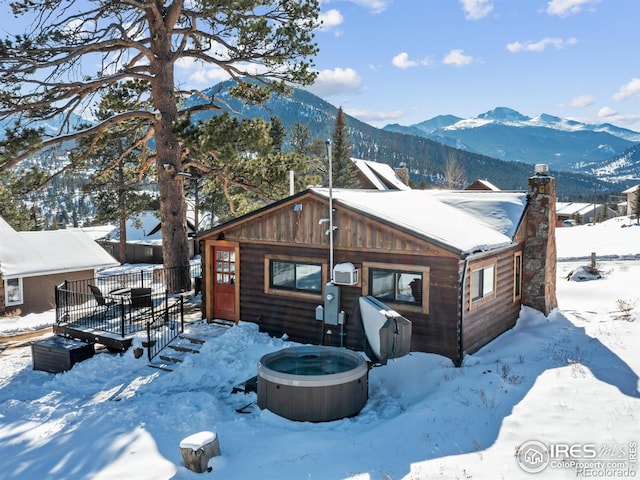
<box><xmin>522</xmin><ymin>164</ymin><xmax>558</xmax><ymax>315</ymax></box>
<box><xmin>394</xmin><ymin>163</ymin><xmax>409</xmax><ymax>186</ymax></box>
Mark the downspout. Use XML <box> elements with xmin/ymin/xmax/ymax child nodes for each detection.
<box><xmin>458</xmin><ymin>257</ymin><xmax>470</xmax><ymax>367</ymax></box>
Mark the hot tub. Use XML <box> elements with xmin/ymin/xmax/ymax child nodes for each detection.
<box><xmin>257</xmin><ymin>346</ymin><xmax>368</xmax><ymax>422</ymax></box>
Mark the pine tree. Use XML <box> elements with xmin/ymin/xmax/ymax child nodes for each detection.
<box><xmin>633</xmin><ymin>185</ymin><xmax>640</xmax><ymax>224</ymax></box>
<box><xmin>0</xmin><ymin>0</ymin><xmax>320</xmax><ymax>290</ymax></box>
<box><xmin>331</xmin><ymin>107</ymin><xmax>358</xmax><ymax>188</ymax></box>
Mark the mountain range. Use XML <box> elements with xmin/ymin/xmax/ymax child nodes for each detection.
<box><xmin>4</xmin><ymin>82</ymin><xmax>639</xmax><ymax>202</ymax></box>
<box><xmin>383</xmin><ymin>107</ymin><xmax>640</xmax><ymax>175</ymax></box>
<box><xmin>186</xmin><ymin>81</ymin><xmax>639</xmax><ymax>198</ymax></box>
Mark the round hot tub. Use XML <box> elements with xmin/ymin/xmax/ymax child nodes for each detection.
<box><xmin>257</xmin><ymin>346</ymin><xmax>368</xmax><ymax>422</ymax></box>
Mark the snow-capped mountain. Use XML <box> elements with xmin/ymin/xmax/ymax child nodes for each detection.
<box><xmin>384</xmin><ymin>107</ymin><xmax>640</xmax><ymax>171</ymax></box>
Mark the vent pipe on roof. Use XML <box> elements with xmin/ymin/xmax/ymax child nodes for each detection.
<box><xmin>534</xmin><ymin>164</ymin><xmax>549</xmax><ymax>176</ymax></box>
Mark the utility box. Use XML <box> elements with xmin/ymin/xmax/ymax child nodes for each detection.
<box><xmin>323</xmin><ymin>283</ymin><xmax>341</xmax><ymax>325</ymax></box>
<box><xmin>31</xmin><ymin>336</ymin><xmax>95</xmax><ymax>373</ymax></box>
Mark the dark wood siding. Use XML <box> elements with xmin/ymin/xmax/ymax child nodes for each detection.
<box><xmin>236</xmin><ymin>243</ymin><xmax>462</xmax><ymax>363</ymax></box>
<box><xmin>200</xmin><ymin>190</ymin><xmax>525</xmax><ymax>366</ymax></box>
<box><xmin>462</xmin><ymin>245</ymin><xmax>523</xmax><ymax>355</ymax></box>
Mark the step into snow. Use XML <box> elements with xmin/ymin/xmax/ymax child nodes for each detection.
<box><xmin>210</xmin><ymin>318</ymin><xmax>235</xmax><ymax>328</ymax></box>
<box><xmin>169</xmin><ymin>339</ymin><xmax>203</xmax><ymax>354</ymax></box>
<box><xmin>178</xmin><ymin>334</ymin><xmax>206</xmax><ymax>345</ymax></box>
<box><xmin>148</xmin><ymin>362</ymin><xmax>174</xmax><ymax>372</ymax></box>
<box><xmin>159</xmin><ymin>349</ymin><xmax>189</xmax><ymax>364</ymax></box>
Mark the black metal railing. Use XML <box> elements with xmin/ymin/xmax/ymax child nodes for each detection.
<box><xmin>55</xmin><ymin>264</ymin><xmax>199</xmax><ymax>338</ymax></box>
<box><xmin>147</xmin><ymin>296</ymin><xmax>185</xmax><ymax>361</ymax></box>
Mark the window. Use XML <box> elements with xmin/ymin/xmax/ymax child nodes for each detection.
<box><xmin>471</xmin><ymin>262</ymin><xmax>495</xmax><ymax>304</ymax></box>
<box><xmin>270</xmin><ymin>260</ymin><xmax>322</xmax><ymax>293</ymax></box>
<box><xmin>5</xmin><ymin>278</ymin><xmax>23</xmax><ymax>306</ymax></box>
<box><xmin>513</xmin><ymin>252</ymin><xmax>522</xmax><ymax>301</ymax></box>
<box><xmin>370</xmin><ymin>269</ymin><xmax>423</xmax><ymax>305</ymax></box>
<box><xmin>362</xmin><ymin>262</ymin><xmax>430</xmax><ymax>314</ymax></box>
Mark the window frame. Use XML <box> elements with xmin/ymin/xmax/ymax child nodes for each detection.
<box><xmin>264</xmin><ymin>255</ymin><xmax>327</xmax><ymax>300</ymax></box>
<box><xmin>362</xmin><ymin>262</ymin><xmax>430</xmax><ymax>314</ymax></box>
<box><xmin>4</xmin><ymin>277</ymin><xmax>23</xmax><ymax>307</ymax></box>
<box><xmin>469</xmin><ymin>259</ymin><xmax>497</xmax><ymax>309</ymax></box>
<box><xmin>513</xmin><ymin>251</ymin><xmax>523</xmax><ymax>302</ymax></box>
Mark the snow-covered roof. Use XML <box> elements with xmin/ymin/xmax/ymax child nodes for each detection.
<box><xmin>622</xmin><ymin>184</ymin><xmax>639</xmax><ymax>194</ymax></box>
<box><xmin>353</xmin><ymin>159</ymin><xmax>411</xmax><ymax>191</ymax></box>
<box><xmin>102</xmin><ymin>210</ymin><xmax>197</xmax><ymax>245</ymax></box>
<box><xmin>312</xmin><ymin>189</ymin><xmax>527</xmax><ymax>254</ymax></box>
<box><xmin>466</xmin><ymin>179</ymin><xmax>501</xmax><ymax>191</ymax></box>
<box><xmin>0</xmin><ymin>216</ymin><xmax>119</xmax><ymax>278</ymax></box>
<box><xmin>556</xmin><ymin>202</ymin><xmax>598</xmax><ymax>216</ymax></box>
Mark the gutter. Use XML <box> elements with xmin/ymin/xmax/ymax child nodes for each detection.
<box><xmin>458</xmin><ymin>257</ymin><xmax>470</xmax><ymax>367</ymax></box>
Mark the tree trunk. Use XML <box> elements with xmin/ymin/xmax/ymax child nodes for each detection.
<box><xmin>117</xmin><ymin>163</ymin><xmax>127</xmax><ymax>263</ymax></box>
<box><xmin>150</xmin><ymin>16</ymin><xmax>190</xmax><ymax>292</ymax></box>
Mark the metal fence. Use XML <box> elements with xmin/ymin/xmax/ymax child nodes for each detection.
<box><xmin>55</xmin><ymin>264</ymin><xmax>199</xmax><ymax>339</ymax></box>
<box><xmin>146</xmin><ymin>297</ymin><xmax>185</xmax><ymax>361</ymax></box>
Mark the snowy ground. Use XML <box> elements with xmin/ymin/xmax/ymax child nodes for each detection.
<box><xmin>0</xmin><ymin>219</ymin><xmax>639</xmax><ymax>480</ymax></box>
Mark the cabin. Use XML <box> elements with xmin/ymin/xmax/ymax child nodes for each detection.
<box><xmin>98</xmin><ymin>210</ymin><xmax>197</xmax><ymax>263</ymax></box>
<box><xmin>622</xmin><ymin>184</ymin><xmax>639</xmax><ymax>216</ymax></box>
<box><xmin>465</xmin><ymin>179</ymin><xmax>501</xmax><ymax>191</ymax></box>
<box><xmin>0</xmin><ymin>216</ymin><xmax>120</xmax><ymax>315</ymax></box>
<box><xmin>556</xmin><ymin>202</ymin><xmax>617</xmax><ymax>225</ymax></box>
<box><xmin>197</xmin><ymin>167</ymin><xmax>557</xmax><ymax>365</ymax></box>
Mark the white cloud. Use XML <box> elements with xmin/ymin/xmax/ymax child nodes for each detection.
<box><xmin>561</xmin><ymin>95</ymin><xmax>595</xmax><ymax>108</ymax></box>
<box><xmin>178</xmin><ymin>59</ymin><xmax>231</xmax><ymax>86</ymax></box>
<box><xmin>597</xmin><ymin>106</ymin><xmax>617</xmax><ymax>118</ymax></box>
<box><xmin>506</xmin><ymin>37</ymin><xmax>577</xmax><ymax>52</ymax></box>
<box><xmin>307</xmin><ymin>67</ymin><xmax>362</xmax><ymax>97</ymax></box>
<box><xmin>391</xmin><ymin>52</ymin><xmax>433</xmax><ymax>69</ymax></box>
<box><xmin>612</xmin><ymin>78</ymin><xmax>640</xmax><ymax>101</ymax></box>
<box><xmin>345</xmin><ymin>108</ymin><xmax>405</xmax><ymax>123</ymax></box>
<box><xmin>347</xmin><ymin>0</ymin><xmax>389</xmax><ymax>14</ymax></box>
<box><xmin>442</xmin><ymin>49</ymin><xmax>474</xmax><ymax>66</ymax></box>
<box><xmin>318</xmin><ymin>9</ymin><xmax>344</xmax><ymax>31</ymax></box>
<box><xmin>546</xmin><ymin>0</ymin><xmax>599</xmax><ymax>17</ymax></box>
<box><xmin>392</xmin><ymin>53</ymin><xmax>417</xmax><ymax>69</ymax></box>
<box><xmin>459</xmin><ymin>0</ymin><xmax>494</xmax><ymax>20</ymax></box>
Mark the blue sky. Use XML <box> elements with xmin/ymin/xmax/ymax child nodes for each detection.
<box><xmin>2</xmin><ymin>0</ymin><xmax>638</xmax><ymax>132</ymax></box>
<box><xmin>298</xmin><ymin>0</ymin><xmax>640</xmax><ymax>130</ymax></box>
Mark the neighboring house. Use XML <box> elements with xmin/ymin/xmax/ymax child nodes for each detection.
<box><xmin>465</xmin><ymin>179</ymin><xmax>501</xmax><ymax>191</ymax></box>
<box><xmin>197</xmin><ymin>167</ymin><xmax>558</xmax><ymax>366</ymax></box>
<box><xmin>556</xmin><ymin>202</ymin><xmax>617</xmax><ymax>225</ymax></box>
<box><xmin>0</xmin><ymin>216</ymin><xmax>119</xmax><ymax>315</ymax></box>
<box><xmin>352</xmin><ymin>158</ymin><xmax>411</xmax><ymax>190</ymax></box>
<box><xmin>99</xmin><ymin>210</ymin><xmax>196</xmax><ymax>263</ymax></box>
<box><xmin>622</xmin><ymin>184</ymin><xmax>639</xmax><ymax>216</ymax></box>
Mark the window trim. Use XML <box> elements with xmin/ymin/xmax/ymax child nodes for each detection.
<box><xmin>513</xmin><ymin>251</ymin><xmax>523</xmax><ymax>302</ymax></box>
<box><xmin>362</xmin><ymin>261</ymin><xmax>430</xmax><ymax>314</ymax></box>
<box><xmin>4</xmin><ymin>277</ymin><xmax>23</xmax><ymax>307</ymax></box>
<box><xmin>264</xmin><ymin>255</ymin><xmax>327</xmax><ymax>300</ymax></box>
<box><xmin>469</xmin><ymin>259</ymin><xmax>497</xmax><ymax>309</ymax></box>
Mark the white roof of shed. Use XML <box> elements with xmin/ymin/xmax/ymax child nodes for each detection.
<box><xmin>0</xmin><ymin>216</ymin><xmax>119</xmax><ymax>278</ymax></box>
<box><xmin>312</xmin><ymin>189</ymin><xmax>527</xmax><ymax>254</ymax></box>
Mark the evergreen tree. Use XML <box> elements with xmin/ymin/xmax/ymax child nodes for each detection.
<box><xmin>633</xmin><ymin>185</ymin><xmax>640</xmax><ymax>224</ymax></box>
<box><xmin>0</xmin><ymin>0</ymin><xmax>319</xmax><ymax>290</ymax></box>
<box><xmin>74</xmin><ymin>82</ymin><xmax>155</xmax><ymax>263</ymax></box>
<box><xmin>269</xmin><ymin>116</ymin><xmax>287</xmax><ymax>153</ymax></box>
<box><xmin>331</xmin><ymin>107</ymin><xmax>358</xmax><ymax>188</ymax></box>
<box><xmin>181</xmin><ymin>114</ymin><xmax>320</xmax><ymax>220</ymax></box>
